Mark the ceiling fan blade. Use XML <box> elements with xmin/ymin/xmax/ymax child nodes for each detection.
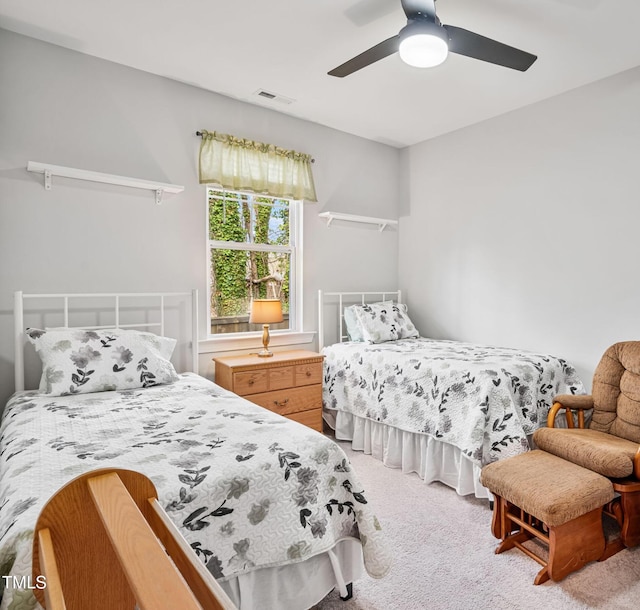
<box><xmin>400</xmin><ymin>0</ymin><xmax>436</xmax><ymax>20</ymax></box>
<box><xmin>328</xmin><ymin>35</ymin><xmax>400</xmax><ymax>77</ymax></box>
<box><xmin>444</xmin><ymin>25</ymin><xmax>537</xmax><ymax>71</ymax></box>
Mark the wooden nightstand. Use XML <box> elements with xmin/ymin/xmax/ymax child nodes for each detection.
<box><xmin>213</xmin><ymin>350</ymin><xmax>324</xmax><ymax>432</ymax></box>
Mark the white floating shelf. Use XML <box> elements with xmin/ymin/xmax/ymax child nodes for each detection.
<box><xmin>27</xmin><ymin>161</ymin><xmax>184</xmax><ymax>205</ymax></box>
<box><xmin>319</xmin><ymin>211</ymin><xmax>398</xmax><ymax>232</ymax></box>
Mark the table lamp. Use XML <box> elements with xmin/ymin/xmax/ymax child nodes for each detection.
<box><xmin>249</xmin><ymin>299</ymin><xmax>283</xmax><ymax>357</ymax></box>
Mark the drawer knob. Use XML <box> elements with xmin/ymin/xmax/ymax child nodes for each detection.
<box><xmin>273</xmin><ymin>398</ymin><xmax>289</xmax><ymax>407</ymax></box>
<box><xmin>306</xmin><ymin>371</ymin><xmax>312</xmax><ymax>377</ymax></box>
<box><xmin>248</xmin><ymin>379</ymin><xmax>254</xmax><ymax>385</ymax></box>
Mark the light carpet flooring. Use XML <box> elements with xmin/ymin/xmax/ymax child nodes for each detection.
<box><xmin>314</xmin><ymin>441</ymin><xmax>640</xmax><ymax>610</ymax></box>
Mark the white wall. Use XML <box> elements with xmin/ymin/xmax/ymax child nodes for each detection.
<box><xmin>399</xmin><ymin>66</ymin><xmax>640</xmax><ymax>390</ymax></box>
<box><xmin>0</xmin><ymin>29</ymin><xmax>400</xmax><ymax>405</ymax></box>
<box><xmin>7</xmin><ymin>28</ymin><xmax>633</xmax><ymax>405</ymax></box>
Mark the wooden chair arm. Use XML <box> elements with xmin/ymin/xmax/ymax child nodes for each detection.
<box><xmin>547</xmin><ymin>395</ymin><xmax>594</xmax><ymax>429</ymax></box>
<box><xmin>548</xmin><ymin>402</ymin><xmax>569</xmax><ymax>428</ymax></box>
<box><xmin>553</xmin><ymin>394</ymin><xmax>594</xmax><ymax>410</ymax></box>
<box><xmin>635</xmin><ymin>447</ymin><xmax>640</xmax><ymax>480</ymax></box>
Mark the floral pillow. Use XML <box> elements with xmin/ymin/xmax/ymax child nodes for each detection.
<box><xmin>353</xmin><ymin>302</ymin><xmax>419</xmax><ymax>344</ymax></box>
<box><xmin>393</xmin><ymin>303</ymin><xmax>420</xmax><ymax>340</ymax></box>
<box><xmin>26</xmin><ymin>327</ymin><xmax>179</xmax><ymax>396</ymax></box>
<box><xmin>344</xmin><ymin>301</ymin><xmax>391</xmax><ymax>341</ymax></box>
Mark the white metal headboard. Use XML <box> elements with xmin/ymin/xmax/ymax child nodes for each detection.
<box><xmin>317</xmin><ymin>289</ymin><xmax>402</xmax><ymax>351</ymax></box>
<box><xmin>14</xmin><ymin>290</ymin><xmax>199</xmax><ymax>391</ymax></box>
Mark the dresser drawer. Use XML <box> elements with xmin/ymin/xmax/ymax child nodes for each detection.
<box><xmin>268</xmin><ymin>366</ymin><xmax>294</xmax><ymax>390</ymax></box>
<box><xmin>295</xmin><ymin>363</ymin><xmax>323</xmax><ymax>386</ymax></box>
<box><xmin>287</xmin><ymin>409</ymin><xmax>323</xmax><ymax>432</ymax></box>
<box><xmin>233</xmin><ymin>370</ymin><xmax>268</xmax><ymax>395</ymax></box>
<box><xmin>248</xmin><ymin>385</ymin><xmax>321</xmax><ymax>416</ymax></box>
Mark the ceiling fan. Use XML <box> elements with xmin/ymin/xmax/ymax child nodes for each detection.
<box><xmin>328</xmin><ymin>0</ymin><xmax>537</xmax><ymax>77</ymax></box>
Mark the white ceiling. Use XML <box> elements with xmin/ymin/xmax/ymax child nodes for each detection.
<box><xmin>2</xmin><ymin>0</ymin><xmax>640</xmax><ymax>148</ymax></box>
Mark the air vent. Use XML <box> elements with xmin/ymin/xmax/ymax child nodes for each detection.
<box><xmin>252</xmin><ymin>89</ymin><xmax>294</xmax><ymax>105</ymax></box>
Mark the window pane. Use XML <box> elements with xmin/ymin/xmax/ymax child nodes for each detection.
<box><xmin>210</xmin><ymin>249</ymin><xmax>290</xmax><ymax>334</ymax></box>
<box><xmin>208</xmin><ymin>189</ymin><xmax>290</xmax><ymax>246</ymax></box>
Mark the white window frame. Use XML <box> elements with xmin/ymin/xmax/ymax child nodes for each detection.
<box><xmin>200</xmin><ymin>187</ymin><xmax>312</xmax><ymax>353</ymax></box>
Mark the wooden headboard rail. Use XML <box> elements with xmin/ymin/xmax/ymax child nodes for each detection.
<box><xmin>317</xmin><ymin>289</ymin><xmax>402</xmax><ymax>351</ymax></box>
<box><xmin>14</xmin><ymin>290</ymin><xmax>199</xmax><ymax>391</ymax></box>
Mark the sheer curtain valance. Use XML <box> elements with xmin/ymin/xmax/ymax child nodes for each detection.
<box><xmin>198</xmin><ymin>130</ymin><xmax>317</xmax><ymax>202</ymax></box>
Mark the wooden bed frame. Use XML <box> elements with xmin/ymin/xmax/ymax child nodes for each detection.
<box><xmin>13</xmin><ymin>290</ymin><xmax>199</xmax><ymax>391</ymax></box>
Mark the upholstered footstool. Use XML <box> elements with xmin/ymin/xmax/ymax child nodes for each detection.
<box><xmin>480</xmin><ymin>450</ymin><xmax>615</xmax><ymax>584</ymax></box>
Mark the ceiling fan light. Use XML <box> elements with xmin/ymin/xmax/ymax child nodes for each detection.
<box><xmin>398</xmin><ymin>20</ymin><xmax>449</xmax><ymax>68</ymax></box>
<box><xmin>399</xmin><ymin>34</ymin><xmax>448</xmax><ymax>67</ymax></box>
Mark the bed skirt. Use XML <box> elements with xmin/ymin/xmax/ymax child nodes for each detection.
<box><xmin>220</xmin><ymin>538</ymin><xmax>364</xmax><ymax>610</ymax></box>
<box><xmin>324</xmin><ymin>408</ymin><xmax>491</xmax><ymax>500</ymax></box>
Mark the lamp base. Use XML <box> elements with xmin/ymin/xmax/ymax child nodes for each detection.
<box><xmin>258</xmin><ymin>324</ymin><xmax>274</xmax><ymax>357</ymax></box>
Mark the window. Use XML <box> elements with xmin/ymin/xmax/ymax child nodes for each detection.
<box><xmin>207</xmin><ymin>188</ymin><xmax>301</xmax><ymax>336</ymax></box>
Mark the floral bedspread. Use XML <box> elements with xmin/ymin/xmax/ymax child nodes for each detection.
<box><xmin>323</xmin><ymin>338</ymin><xmax>584</xmax><ymax>466</ymax></box>
<box><xmin>0</xmin><ymin>374</ymin><xmax>391</xmax><ymax>610</ymax></box>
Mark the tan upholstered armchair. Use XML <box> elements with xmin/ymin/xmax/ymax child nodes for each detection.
<box><xmin>533</xmin><ymin>341</ymin><xmax>640</xmax><ymax>556</ymax></box>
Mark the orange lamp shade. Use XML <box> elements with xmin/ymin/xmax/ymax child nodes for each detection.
<box><xmin>249</xmin><ymin>299</ymin><xmax>283</xmax><ymax>324</ymax></box>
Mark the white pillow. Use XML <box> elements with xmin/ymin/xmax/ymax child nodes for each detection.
<box><xmin>353</xmin><ymin>303</ymin><xmax>419</xmax><ymax>344</ymax></box>
<box><xmin>26</xmin><ymin>327</ymin><xmax>179</xmax><ymax>396</ymax></box>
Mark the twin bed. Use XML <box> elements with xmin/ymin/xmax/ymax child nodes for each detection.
<box><xmin>318</xmin><ymin>290</ymin><xmax>585</xmax><ymax>499</ymax></box>
<box><xmin>0</xmin><ymin>291</ymin><xmax>390</xmax><ymax>610</ymax></box>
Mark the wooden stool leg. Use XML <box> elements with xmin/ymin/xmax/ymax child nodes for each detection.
<box><xmin>533</xmin><ymin>565</ymin><xmax>550</xmax><ymax>586</ymax></box>
<box><xmin>548</xmin><ymin>508</ymin><xmax>605</xmax><ymax>582</ymax></box>
<box><xmin>490</xmin><ymin>495</ymin><xmax>503</xmax><ymax>539</ymax></box>
<box><xmin>496</xmin><ymin>497</ymin><xmax>519</xmax><ymax>539</ymax></box>
<box><xmin>495</xmin><ymin>498</ymin><xmax>534</xmax><ymax>555</ymax></box>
